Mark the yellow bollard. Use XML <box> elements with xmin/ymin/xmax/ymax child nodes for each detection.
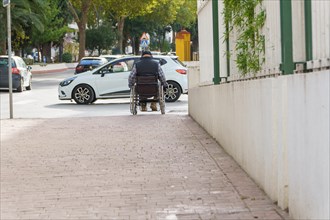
<box><xmin>175</xmin><ymin>30</ymin><xmax>191</xmax><ymax>61</ymax></box>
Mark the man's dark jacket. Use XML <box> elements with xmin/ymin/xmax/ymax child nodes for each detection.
<box><xmin>135</xmin><ymin>57</ymin><xmax>159</xmax><ymax>76</ymax></box>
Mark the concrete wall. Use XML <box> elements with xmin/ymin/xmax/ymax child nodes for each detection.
<box><xmin>188</xmin><ymin>69</ymin><xmax>330</xmax><ymax>219</ymax></box>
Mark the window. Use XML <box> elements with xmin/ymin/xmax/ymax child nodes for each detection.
<box><xmin>112</xmin><ymin>62</ymin><xmax>127</xmax><ymax>72</ymax></box>
<box><xmin>80</xmin><ymin>59</ymin><xmax>104</xmax><ymax>66</ymax></box>
<box><xmin>0</xmin><ymin>58</ymin><xmax>15</xmax><ymax>67</ymax></box>
<box><xmin>153</xmin><ymin>58</ymin><xmax>167</xmax><ymax>66</ymax></box>
<box><xmin>122</xmin><ymin>59</ymin><xmax>137</xmax><ymax>71</ymax></box>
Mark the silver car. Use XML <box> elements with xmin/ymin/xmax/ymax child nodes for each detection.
<box><xmin>0</xmin><ymin>55</ymin><xmax>32</xmax><ymax>92</ymax></box>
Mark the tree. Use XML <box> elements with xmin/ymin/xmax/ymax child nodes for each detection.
<box><xmin>86</xmin><ymin>22</ymin><xmax>117</xmax><ymax>55</ymax></box>
<box><xmin>67</xmin><ymin>0</ymin><xmax>94</xmax><ymax>60</ymax></box>
<box><xmin>30</xmin><ymin>0</ymin><xmax>71</xmax><ymax>62</ymax></box>
<box><xmin>0</xmin><ymin>0</ymin><xmax>46</xmax><ymax>54</ymax></box>
<box><xmin>101</xmin><ymin>0</ymin><xmax>160</xmax><ymax>54</ymax></box>
<box><xmin>124</xmin><ymin>0</ymin><xmax>196</xmax><ymax>53</ymax></box>
<box><xmin>171</xmin><ymin>0</ymin><xmax>198</xmax><ymax>52</ymax></box>
<box><xmin>172</xmin><ymin>0</ymin><xmax>197</xmax><ymax>31</ymax></box>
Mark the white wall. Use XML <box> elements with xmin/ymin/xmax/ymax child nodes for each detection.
<box><xmin>194</xmin><ymin>0</ymin><xmax>330</xmax><ymax>218</ymax></box>
<box><xmin>188</xmin><ymin>69</ymin><xmax>330</xmax><ymax>220</ymax></box>
<box><xmin>286</xmin><ymin>71</ymin><xmax>330</xmax><ymax>219</ymax></box>
<box><xmin>312</xmin><ymin>0</ymin><xmax>330</xmax><ymax>59</ymax></box>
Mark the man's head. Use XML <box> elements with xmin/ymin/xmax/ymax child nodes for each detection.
<box><xmin>141</xmin><ymin>50</ymin><xmax>152</xmax><ymax>58</ymax></box>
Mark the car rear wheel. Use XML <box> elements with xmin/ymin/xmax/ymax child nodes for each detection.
<box><xmin>72</xmin><ymin>84</ymin><xmax>95</xmax><ymax>104</ymax></box>
<box><xmin>164</xmin><ymin>81</ymin><xmax>181</xmax><ymax>102</ymax></box>
<box><xmin>16</xmin><ymin>78</ymin><xmax>24</xmax><ymax>92</ymax></box>
<box><xmin>26</xmin><ymin>76</ymin><xmax>32</xmax><ymax>90</ymax></box>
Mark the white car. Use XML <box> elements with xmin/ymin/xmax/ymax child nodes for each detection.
<box><xmin>58</xmin><ymin>55</ymin><xmax>188</xmax><ymax>104</ymax></box>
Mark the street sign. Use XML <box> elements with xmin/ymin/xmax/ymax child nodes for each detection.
<box><xmin>140</xmin><ymin>32</ymin><xmax>150</xmax><ymax>49</ymax></box>
<box><xmin>3</xmin><ymin>0</ymin><xmax>10</xmax><ymax>7</ymax></box>
<box><xmin>140</xmin><ymin>32</ymin><xmax>148</xmax><ymax>41</ymax></box>
<box><xmin>140</xmin><ymin>39</ymin><xmax>149</xmax><ymax>49</ymax></box>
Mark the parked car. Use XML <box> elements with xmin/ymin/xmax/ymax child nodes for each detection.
<box><xmin>99</xmin><ymin>54</ymin><xmax>124</xmax><ymax>62</ymax></box>
<box><xmin>0</xmin><ymin>55</ymin><xmax>32</xmax><ymax>92</ymax></box>
<box><xmin>75</xmin><ymin>57</ymin><xmax>108</xmax><ymax>74</ymax></box>
<box><xmin>58</xmin><ymin>55</ymin><xmax>188</xmax><ymax>104</ymax></box>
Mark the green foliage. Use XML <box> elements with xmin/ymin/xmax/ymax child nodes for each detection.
<box><xmin>31</xmin><ymin>0</ymin><xmax>70</xmax><ymax>46</ymax></box>
<box><xmin>172</xmin><ymin>0</ymin><xmax>197</xmax><ymax>31</ymax></box>
<box><xmin>62</xmin><ymin>52</ymin><xmax>73</xmax><ymax>63</ymax></box>
<box><xmin>86</xmin><ymin>22</ymin><xmax>117</xmax><ymax>54</ymax></box>
<box><xmin>223</xmin><ymin>0</ymin><xmax>266</xmax><ymax>75</ymax></box>
<box><xmin>0</xmin><ymin>0</ymin><xmax>46</xmax><ymax>53</ymax></box>
<box><xmin>124</xmin><ymin>0</ymin><xmax>197</xmax><ymax>53</ymax></box>
<box><xmin>23</xmin><ymin>58</ymin><xmax>34</xmax><ymax>65</ymax></box>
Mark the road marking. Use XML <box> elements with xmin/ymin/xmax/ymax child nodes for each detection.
<box><xmin>14</xmin><ymin>100</ymin><xmax>37</xmax><ymax>105</ymax></box>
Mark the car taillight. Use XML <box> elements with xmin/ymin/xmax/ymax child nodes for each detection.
<box><xmin>176</xmin><ymin>69</ymin><xmax>187</xmax><ymax>75</ymax></box>
<box><xmin>76</xmin><ymin>66</ymin><xmax>83</xmax><ymax>71</ymax></box>
<box><xmin>12</xmin><ymin>67</ymin><xmax>20</xmax><ymax>75</ymax></box>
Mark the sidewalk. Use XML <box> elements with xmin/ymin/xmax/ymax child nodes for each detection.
<box><xmin>31</xmin><ymin>62</ymin><xmax>77</xmax><ymax>74</ymax></box>
<box><xmin>0</xmin><ymin>115</ymin><xmax>290</xmax><ymax>219</ymax></box>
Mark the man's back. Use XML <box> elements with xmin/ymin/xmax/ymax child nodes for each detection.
<box><xmin>135</xmin><ymin>57</ymin><xmax>159</xmax><ymax>76</ymax></box>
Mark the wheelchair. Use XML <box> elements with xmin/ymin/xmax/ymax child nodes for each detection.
<box><xmin>130</xmin><ymin>75</ymin><xmax>165</xmax><ymax>115</ymax></box>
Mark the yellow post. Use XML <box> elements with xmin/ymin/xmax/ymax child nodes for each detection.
<box><xmin>175</xmin><ymin>30</ymin><xmax>191</xmax><ymax>61</ymax></box>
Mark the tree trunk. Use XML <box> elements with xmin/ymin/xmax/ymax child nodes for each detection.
<box><xmin>66</xmin><ymin>0</ymin><xmax>91</xmax><ymax>61</ymax></box>
<box><xmin>134</xmin><ymin>36</ymin><xmax>140</xmax><ymax>55</ymax></box>
<box><xmin>78</xmin><ymin>22</ymin><xmax>86</xmax><ymax>61</ymax></box>
<box><xmin>0</xmin><ymin>40</ymin><xmax>6</xmax><ymax>55</ymax></box>
<box><xmin>117</xmin><ymin>17</ymin><xmax>126</xmax><ymax>54</ymax></box>
<box><xmin>42</xmin><ymin>43</ymin><xmax>52</xmax><ymax>63</ymax></box>
<box><xmin>59</xmin><ymin>42</ymin><xmax>63</xmax><ymax>62</ymax></box>
<box><xmin>0</xmin><ymin>13</ymin><xmax>7</xmax><ymax>55</ymax></box>
<box><xmin>37</xmin><ymin>46</ymin><xmax>41</xmax><ymax>62</ymax></box>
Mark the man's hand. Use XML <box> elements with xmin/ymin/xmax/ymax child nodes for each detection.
<box><xmin>163</xmin><ymin>83</ymin><xmax>168</xmax><ymax>90</ymax></box>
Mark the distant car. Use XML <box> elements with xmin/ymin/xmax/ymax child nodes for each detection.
<box><xmin>0</xmin><ymin>55</ymin><xmax>32</xmax><ymax>92</ymax></box>
<box><xmin>75</xmin><ymin>57</ymin><xmax>108</xmax><ymax>74</ymax></box>
<box><xmin>58</xmin><ymin>55</ymin><xmax>188</xmax><ymax>104</ymax></box>
<box><xmin>99</xmin><ymin>54</ymin><xmax>123</xmax><ymax>62</ymax></box>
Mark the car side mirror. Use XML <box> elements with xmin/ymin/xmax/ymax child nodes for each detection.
<box><xmin>27</xmin><ymin>66</ymin><xmax>32</xmax><ymax>71</ymax></box>
<box><xmin>99</xmin><ymin>69</ymin><xmax>107</xmax><ymax>77</ymax></box>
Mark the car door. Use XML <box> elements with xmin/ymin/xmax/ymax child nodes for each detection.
<box><xmin>94</xmin><ymin>58</ymin><xmax>138</xmax><ymax>97</ymax></box>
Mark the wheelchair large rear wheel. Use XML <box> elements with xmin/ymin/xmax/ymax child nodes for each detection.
<box><xmin>159</xmin><ymin>86</ymin><xmax>165</xmax><ymax>114</ymax></box>
<box><xmin>130</xmin><ymin>87</ymin><xmax>137</xmax><ymax>115</ymax></box>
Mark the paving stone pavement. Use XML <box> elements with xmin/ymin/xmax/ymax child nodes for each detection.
<box><xmin>0</xmin><ymin>115</ymin><xmax>290</xmax><ymax>220</ymax></box>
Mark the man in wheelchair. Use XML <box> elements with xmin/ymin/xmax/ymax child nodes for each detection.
<box><xmin>128</xmin><ymin>50</ymin><xmax>168</xmax><ymax>112</ymax></box>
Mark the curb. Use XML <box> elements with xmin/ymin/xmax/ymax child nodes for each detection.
<box><xmin>32</xmin><ymin>67</ymin><xmax>75</xmax><ymax>74</ymax></box>
<box><xmin>30</xmin><ymin>63</ymin><xmax>77</xmax><ymax>74</ymax></box>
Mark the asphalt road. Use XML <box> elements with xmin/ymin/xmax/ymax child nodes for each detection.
<box><xmin>0</xmin><ymin>70</ymin><xmax>188</xmax><ymax>119</ymax></box>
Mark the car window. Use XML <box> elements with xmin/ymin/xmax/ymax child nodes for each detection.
<box><xmin>80</xmin><ymin>59</ymin><xmax>103</xmax><ymax>65</ymax></box>
<box><xmin>122</xmin><ymin>59</ymin><xmax>137</xmax><ymax>71</ymax></box>
<box><xmin>153</xmin><ymin>58</ymin><xmax>167</xmax><ymax>66</ymax></box>
<box><xmin>17</xmin><ymin>58</ymin><xmax>26</xmax><ymax>68</ymax></box>
<box><xmin>0</xmin><ymin>58</ymin><xmax>8</xmax><ymax>66</ymax></box>
<box><xmin>112</xmin><ymin>61</ymin><xmax>128</xmax><ymax>72</ymax></box>
<box><xmin>97</xmin><ymin>61</ymin><xmax>128</xmax><ymax>74</ymax></box>
<box><xmin>0</xmin><ymin>58</ymin><xmax>15</xmax><ymax>67</ymax></box>
<box><xmin>172</xmin><ymin>57</ymin><xmax>186</xmax><ymax>67</ymax></box>
<box><xmin>97</xmin><ymin>58</ymin><xmax>138</xmax><ymax>75</ymax></box>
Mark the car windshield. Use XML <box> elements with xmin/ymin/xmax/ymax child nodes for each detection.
<box><xmin>80</xmin><ymin>59</ymin><xmax>103</xmax><ymax>65</ymax></box>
